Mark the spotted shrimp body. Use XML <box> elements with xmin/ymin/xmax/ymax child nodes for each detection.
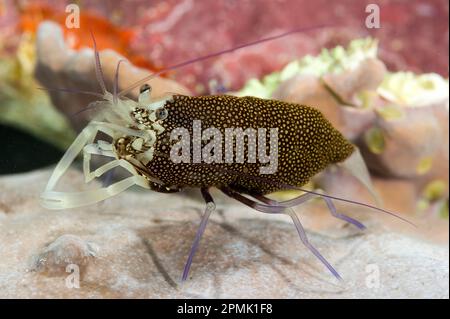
<box><xmin>145</xmin><ymin>94</ymin><xmax>354</xmax><ymax>194</ymax></box>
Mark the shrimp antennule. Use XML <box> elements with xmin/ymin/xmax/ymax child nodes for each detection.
<box><xmin>39</xmin><ymin>25</ymin><xmax>334</xmax><ymax>116</ymax></box>
<box><xmin>36</xmin><ymin>87</ymin><xmax>103</xmax><ymax>98</ymax></box>
<box><xmin>90</xmin><ymin>30</ymin><xmax>107</xmax><ymax>95</ymax></box>
<box><xmin>113</xmin><ymin>59</ymin><xmax>126</xmax><ymax>104</ymax></box>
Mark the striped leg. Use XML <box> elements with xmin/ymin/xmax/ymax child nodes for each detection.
<box><xmin>182</xmin><ymin>188</ymin><xmax>215</xmax><ymax>281</ymax></box>
<box><xmin>220</xmin><ymin>187</ymin><xmax>344</xmax><ymax>279</ymax></box>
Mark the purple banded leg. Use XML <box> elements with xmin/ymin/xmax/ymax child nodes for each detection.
<box><xmin>182</xmin><ymin>188</ymin><xmax>215</xmax><ymax>281</ymax></box>
<box><xmin>252</xmin><ymin>193</ymin><xmax>314</xmax><ymax>207</ymax></box>
<box><xmin>219</xmin><ymin>188</ymin><xmax>285</xmax><ymax>214</ymax></box>
<box><xmin>286</xmin><ymin>209</ymin><xmax>342</xmax><ymax>280</ymax></box>
<box><xmin>322</xmin><ymin>197</ymin><xmax>366</xmax><ymax>230</ymax></box>
<box><xmin>252</xmin><ymin>193</ymin><xmax>365</xmax><ymax>230</ymax></box>
<box><xmin>221</xmin><ymin>187</ymin><xmax>341</xmax><ymax>279</ymax></box>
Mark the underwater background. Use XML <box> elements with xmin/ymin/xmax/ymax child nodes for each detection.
<box><xmin>0</xmin><ymin>0</ymin><xmax>448</xmax><ymax>298</ymax></box>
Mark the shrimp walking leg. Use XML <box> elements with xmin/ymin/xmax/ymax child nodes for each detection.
<box><xmin>252</xmin><ymin>193</ymin><xmax>365</xmax><ymax>230</ymax></box>
<box><xmin>182</xmin><ymin>188</ymin><xmax>215</xmax><ymax>281</ymax></box>
<box><xmin>286</xmin><ymin>208</ymin><xmax>342</xmax><ymax>279</ymax></box>
<box><xmin>220</xmin><ymin>187</ymin><xmax>343</xmax><ymax>279</ymax></box>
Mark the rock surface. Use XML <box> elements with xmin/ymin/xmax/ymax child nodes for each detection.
<box><xmin>0</xmin><ymin>168</ymin><xmax>448</xmax><ymax>298</ymax></box>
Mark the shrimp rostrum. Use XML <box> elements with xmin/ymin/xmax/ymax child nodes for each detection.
<box><xmin>41</xmin><ymin>32</ymin><xmax>413</xmax><ymax>281</ymax></box>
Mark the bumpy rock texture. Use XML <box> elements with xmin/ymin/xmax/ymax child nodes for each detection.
<box><xmin>0</xmin><ymin>168</ymin><xmax>447</xmax><ymax>298</ymax></box>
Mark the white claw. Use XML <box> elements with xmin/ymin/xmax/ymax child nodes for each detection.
<box><xmin>41</xmin><ymin>121</ymin><xmax>150</xmax><ymax>210</ymax></box>
<box><xmin>41</xmin><ymin>88</ymin><xmax>170</xmax><ymax>210</ymax></box>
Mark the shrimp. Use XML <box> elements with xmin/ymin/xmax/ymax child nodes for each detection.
<box><xmin>40</xmin><ymin>27</ymin><xmax>414</xmax><ymax>281</ymax></box>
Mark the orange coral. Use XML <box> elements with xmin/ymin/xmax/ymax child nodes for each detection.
<box><xmin>18</xmin><ymin>3</ymin><xmax>159</xmax><ymax>71</ymax></box>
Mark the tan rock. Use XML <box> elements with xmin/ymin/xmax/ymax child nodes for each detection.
<box><xmin>0</xmin><ymin>168</ymin><xmax>447</xmax><ymax>298</ymax></box>
<box><xmin>31</xmin><ymin>234</ymin><xmax>98</xmax><ymax>275</ymax></box>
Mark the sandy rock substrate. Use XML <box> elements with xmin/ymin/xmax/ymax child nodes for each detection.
<box><xmin>0</xmin><ymin>168</ymin><xmax>448</xmax><ymax>298</ymax></box>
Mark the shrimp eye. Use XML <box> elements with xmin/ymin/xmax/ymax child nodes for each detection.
<box><xmin>155</xmin><ymin>107</ymin><xmax>168</xmax><ymax>120</ymax></box>
<box><xmin>140</xmin><ymin>83</ymin><xmax>151</xmax><ymax>94</ymax></box>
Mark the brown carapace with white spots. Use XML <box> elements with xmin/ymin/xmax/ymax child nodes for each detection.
<box><xmin>148</xmin><ymin>94</ymin><xmax>354</xmax><ymax>195</ymax></box>
<box><xmin>41</xmin><ymin>30</ymin><xmax>413</xmax><ymax>282</ymax></box>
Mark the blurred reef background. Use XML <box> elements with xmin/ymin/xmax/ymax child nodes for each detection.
<box><xmin>0</xmin><ymin>0</ymin><xmax>448</xmax><ymax>298</ymax></box>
